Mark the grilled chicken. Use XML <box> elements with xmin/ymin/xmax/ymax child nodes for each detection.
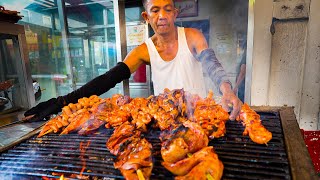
<box><xmin>114</xmin><ymin>138</ymin><xmax>153</xmax><ymax>180</ymax></box>
<box><xmin>160</xmin><ymin>121</ymin><xmax>208</xmax><ymax>163</ymax></box>
<box><xmin>60</xmin><ymin>110</ymin><xmax>91</xmax><ymax>135</ymax></box>
<box><xmin>237</xmin><ymin>103</ymin><xmax>272</xmax><ymax>144</ymax></box>
<box><xmin>193</xmin><ymin>91</ymin><xmax>229</xmax><ymax>139</ymax></box>
<box><xmin>38</xmin><ymin>95</ymin><xmax>103</xmax><ymax>137</ymax></box>
<box><xmin>106</xmin><ymin>122</ymin><xmax>141</xmax><ymax>156</ymax></box>
<box><xmin>162</xmin><ymin>146</ymin><xmax>221</xmax><ymax>176</ymax></box>
<box><xmin>121</xmin><ymin>98</ymin><xmax>153</xmax><ymax>132</ymax></box>
<box><xmin>175</xmin><ymin>152</ymin><xmax>224</xmax><ymax>180</ymax></box>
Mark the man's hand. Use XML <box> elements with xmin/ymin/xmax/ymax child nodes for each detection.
<box><xmin>24</xmin><ymin>98</ymin><xmax>63</xmax><ymax>122</ymax></box>
<box><xmin>220</xmin><ymin>82</ymin><xmax>243</xmax><ymax>120</ymax></box>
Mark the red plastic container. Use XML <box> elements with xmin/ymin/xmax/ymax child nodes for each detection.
<box><xmin>301</xmin><ymin>130</ymin><xmax>320</xmax><ymax>174</ymax></box>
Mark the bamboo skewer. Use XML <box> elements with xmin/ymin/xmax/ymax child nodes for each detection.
<box><xmin>38</xmin><ymin>129</ymin><xmax>53</xmax><ymax>138</ymax></box>
<box><xmin>137</xmin><ymin>169</ymin><xmax>145</xmax><ymax>180</ymax></box>
<box><xmin>206</xmin><ymin>173</ymin><xmax>214</xmax><ymax>180</ymax></box>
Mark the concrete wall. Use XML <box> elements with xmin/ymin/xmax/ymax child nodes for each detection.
<box><xmin>250</xmin><ymin>0</ymin><xmax>320</xmax><ymax>130</ymax></box>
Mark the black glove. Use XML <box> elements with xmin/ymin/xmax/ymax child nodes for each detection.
<box><xmin>24</xmin><ymin>62</ymin><xmax>131</xmax><ymax>122</ymax></box>
<box><xmin>24</xmin><ymin>97</ymin><xmax>64</xmax><ymax>122</ymax></box>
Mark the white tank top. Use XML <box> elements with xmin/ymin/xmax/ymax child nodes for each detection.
<box><xmin>145</xmin><ymin>27</ymin><xmax>206</xmax><ymax>97</ymax></box>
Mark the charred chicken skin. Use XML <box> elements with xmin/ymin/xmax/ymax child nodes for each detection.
<box><xmin>237</xmin><ymin>103</ymin><xmax>272</xmax><ymax>144</ymax></box>
<box><xmin>160</xmin><ymin>121</ymin><xmax>208</xmax><ymax>163</ymax></box>
<box><xmin>193</xmin><ymin>91</ymin><xmax>229</xmax><ymax>139</ymax></box>
<box><xmin>162</xmin><ymin>146</ymin><xmax>223</xmax><ymax>178</ymax></box>
<box><xmin>36</xmin><ymin>88</ymin><xmax>274</xmax><ymax>180</ymax></box>
<box><xmin>175</xmin><ymin>149</ymin><xmax>224</xmax><ymax>180</ymax></box>
<box><xmin>106</xmin><ymin>122</ymin><xmax>141</xmax><ymax>156</ymax></box>
<box><xmin>114</xmin><ymin>138</ymin><xmax>153</xmax><ymax>180</ymax></box>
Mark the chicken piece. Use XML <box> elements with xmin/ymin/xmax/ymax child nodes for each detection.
<box><xmin>161</xmin><ymin>137</ymin><xmax>188</xmax><ymax>163</ymax></box>
<box><xmin>77</xmin><ymin>118</ymin><xmax>105</xmax><ymax>135</ymax></box>
<box><xmin>105</xmin><ymin>109</ymin><xmax>131</xmax><ymax>128</ymax></box>
<box><xmin>209</xmin><ymin>121</ymin><xmax>226</xmax><ymax>139</ymax></box>
<box><xmin>193</xmin><ymin>92</ymin><xmax>229</xmax><ymax>139</ymax></box>
<box><xmin>182</xmin><ymin>121</ymin><xmax>209</xmax><ymax>153</ymax></box>
<box><xmin>147</xmin><ymin>95</ymin><xmax>178</xmax><ymax>130</ymax></box>
<box><xmin>114</xmin><ymin>138</ymin><xmax>153</xmax><ymax>180</ymax></box>
<box><xmin>107</xmin><ymin>122</ymin><xmax>141</xmax><ymax>155</ymax></box>
<box><xmin>121</xmin><ymin>98</ymin><xmax>153</xmax><ymax>132</ymax></box>
<box><xmin>160</xmin><ymin>121</ymin><xmax>208</xmax><ymax>163</ymax></box>
<box><xmin>238</xmin><ymin>103</ymin><xmax>272</xmax><ymax>144</ymax></box>
<box><xmin>110</xmin><ymin>94</ymin><xmax>131</xmax><ymax>108</ymax></box>
<box><xmin>147</xmin><ymin>89</ymin><xmax>186</xmax><ymax>130</ymax></box>
<box><xmin>162</xmin><ymin>146</ymin><xmax>217</xmax><ymax>176</ymax></box>
<box><xmin>175</xmin><ymin>154</ymin><xmax>224</xmax><ymax>180</ymax></box>
<box><xmin>60</xmin><ymin>111</ymin><xmax>91</xmax><ymax>135</ymax></box>
<box><xmin>38</xmin><ymin>115</ymin><xmax>70</xmax><ymax>137</ymax></box>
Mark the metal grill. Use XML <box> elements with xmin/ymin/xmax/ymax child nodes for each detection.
<box><xmin>0</xmin><ymin>111</ymin><xmax>291</xmax><ymax>179</ymax></box>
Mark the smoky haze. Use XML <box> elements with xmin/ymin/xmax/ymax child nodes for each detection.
<box><xmin>174</xmin><ymin>0</ymin><xmax>248</xmax><ymax>98</ymax></box>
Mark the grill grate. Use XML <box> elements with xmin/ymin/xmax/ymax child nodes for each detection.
<box><xmin>0</xmin><ymin>111</ymin><xmax>291</xmax><ymax>179</ymax></box>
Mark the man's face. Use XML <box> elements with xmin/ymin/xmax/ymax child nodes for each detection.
<box><xmin>142</xmin><ymin>0</ymin><xmax>178</xmax><ymax>35</ymax></box>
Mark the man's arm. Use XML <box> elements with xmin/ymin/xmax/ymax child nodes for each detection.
<box><xmin>24</xmin><ymin>45</ymin><xmax>148</xmax><ymax>122</ymax></box>
<box><xmin>186</xmin><ymin>28</ymin><xmax>242</xmax><ymax>120</ymax></box>
<box><xmin>123</xmin><ymin>43</ymin><xmax>150</xmax><ymax>73</ymax></box>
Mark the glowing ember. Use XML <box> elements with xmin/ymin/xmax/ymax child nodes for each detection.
<box><xmin>59</xmin><ymin>174</ymin><xmax>64</xmax><ymax>180</ymax></box>
<box><xmin>79</xmin><ymin>141</ymin><xmax>91</xmax><ymax>177</ymax></box>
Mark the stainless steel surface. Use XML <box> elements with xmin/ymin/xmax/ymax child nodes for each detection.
<box><xmin>0</xmin><ymin>111</ymin><xmax>44</xmax><ymax>147</ymax></box>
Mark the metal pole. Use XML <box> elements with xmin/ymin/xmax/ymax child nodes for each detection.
<box><xmin>103</xmin><ymin>9</ymin><xmax>110</xmax><ymax>70</ymax></box>
<box><xmin>113</xmin><ymin>0</ymin><xmax>130</xmax><ymax>96</ymax></box>
<box><xmin>245</xmin><ymin>0</ymin><xmax>254</xmax><ymax>105</ymax></box>
<box><xmin>57</xmin><ymin>0</ymin><xmax>76</xmax><ymax>91</ymax></box>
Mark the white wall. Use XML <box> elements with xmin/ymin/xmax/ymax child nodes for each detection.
<box><xmin>250</xmin><ymin>0</ymin><xmax>320</xmax><ymax>130</ymax></box>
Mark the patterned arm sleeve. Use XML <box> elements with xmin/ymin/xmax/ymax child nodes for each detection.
<box><xmin>197</xmin><ymin>48</ymin><xmax>232</xmax><ymax>94</ymax></box>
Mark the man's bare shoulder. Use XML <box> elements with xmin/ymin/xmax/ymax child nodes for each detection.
<box><xmin>128</xmin><ymin>43</ymin><xmax>150</xmax><ymax>64</ymax></box>
<box><xmin>184</xmin><ymin>27</ymin><xmax>208</xmax><ymax>54</ymax></box>
<box><xmin>124</xmin><ymin>43</ymin><xmax>150</xmax><ymax>73</ymax></box>
<box><xmin>184</xmin><ymin>27</ymin><xmax>204</xmax><ymax>39</ymax></box>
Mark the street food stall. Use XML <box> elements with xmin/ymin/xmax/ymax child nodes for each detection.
<box><xmin>0</xmin><ymin>0</ymin><xmax>319</xmax><ymax>179</ymax></box>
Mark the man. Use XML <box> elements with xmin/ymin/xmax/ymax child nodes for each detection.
<box><xmin>24</xmin><ymin>0</ymin><xmax>242</xmax><ymax>122</ymax></box>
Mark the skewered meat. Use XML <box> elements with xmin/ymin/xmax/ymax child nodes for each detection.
<box><xmin>175</xmin><ymin>150</ymin><xmax>223</xmax><ymax>180</ymax></box>
<box><xmin>193</xmin><ymin>91</ymin><xmax>229</xmax><ymax>139</ymax></box>
<box><xmin>162</xmin><ymin>146</ymin><xmax>222</xmax><ymax>176</ymax></box>
<box><xmin>60</xmin><ymin>110</ymin><xmax>91</xmax><ymax>135</ymax></box>
<box><xmin>38</xmin><ymin>115</ymin><xmax>68</xmax><ymax>137</ymax></box>
<box><xmin>121</xmin><ymin>98</ymin><xmax>152</xmax><ymax>132</ymax></box>
<box><xmin>147</xmin><ymin>95</ymin><xmax>177</xmax><ymax>130</ymax></box>
<box><xmin>161</xmin><ymin>137</ymin><xmax>189</xmax><ymax>163</ymax></box>
<box><xmin>107</xmin><ymin>122</ymin><xmax>141</xmax><ymax>156</ymax></box>
<box><xmin>114</xmin><ymin>138</ymin><xmax>153</xmax><ymax>180</ymax></box>
<box><xmin>38</xmin><ymin>95</ymin><xmax>103</xmax><ymax>137</ymax></box>
<box><xmin>77</xmin><ymin>118</ymin><xmax>105</xmax><ymax>135</ymax></box>
<box><xmin>104</xmin><ymin>109</ymin><xmax>131</xmax><ymax>128</ymax></box>
<box><xmin>160</xmin><ymin>121</ymin><xmax>208</xmax><ymax>163</ymax></box>
<box><xmin>237</xmin><ymin>103</ymin><xmax>272</xmax><ymax>144</ymax></box>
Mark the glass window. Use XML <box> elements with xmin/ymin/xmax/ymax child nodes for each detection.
<box><xmin>0</xmin><ymin>0</ymin><xmax>145</xmax><ymax>102</ymax></box>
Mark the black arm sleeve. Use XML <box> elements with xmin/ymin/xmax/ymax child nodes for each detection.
<box><xmin>24</xmin><ymin>62</ymin><xmax>131</xmax><ymax>120</ymax></box>
<box><xmin>60</xmin><ymin>62</ymin><xmax>131</xmax><ymax>106</ymax></box>
<box><xmin>197</xmin><ymin>48</ymin><xmax>232</xmax><ymax>94</ymax></box>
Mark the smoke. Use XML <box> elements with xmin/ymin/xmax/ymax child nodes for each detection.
<box><xmin>174</xmin><ymin>0</ymin><xmax>249</xmax><ymax>96</ymax></box>
<box><xmin>0</xmin><ymin>149</ymin><xmax>38</xmax><ymax>179</ymax></box>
